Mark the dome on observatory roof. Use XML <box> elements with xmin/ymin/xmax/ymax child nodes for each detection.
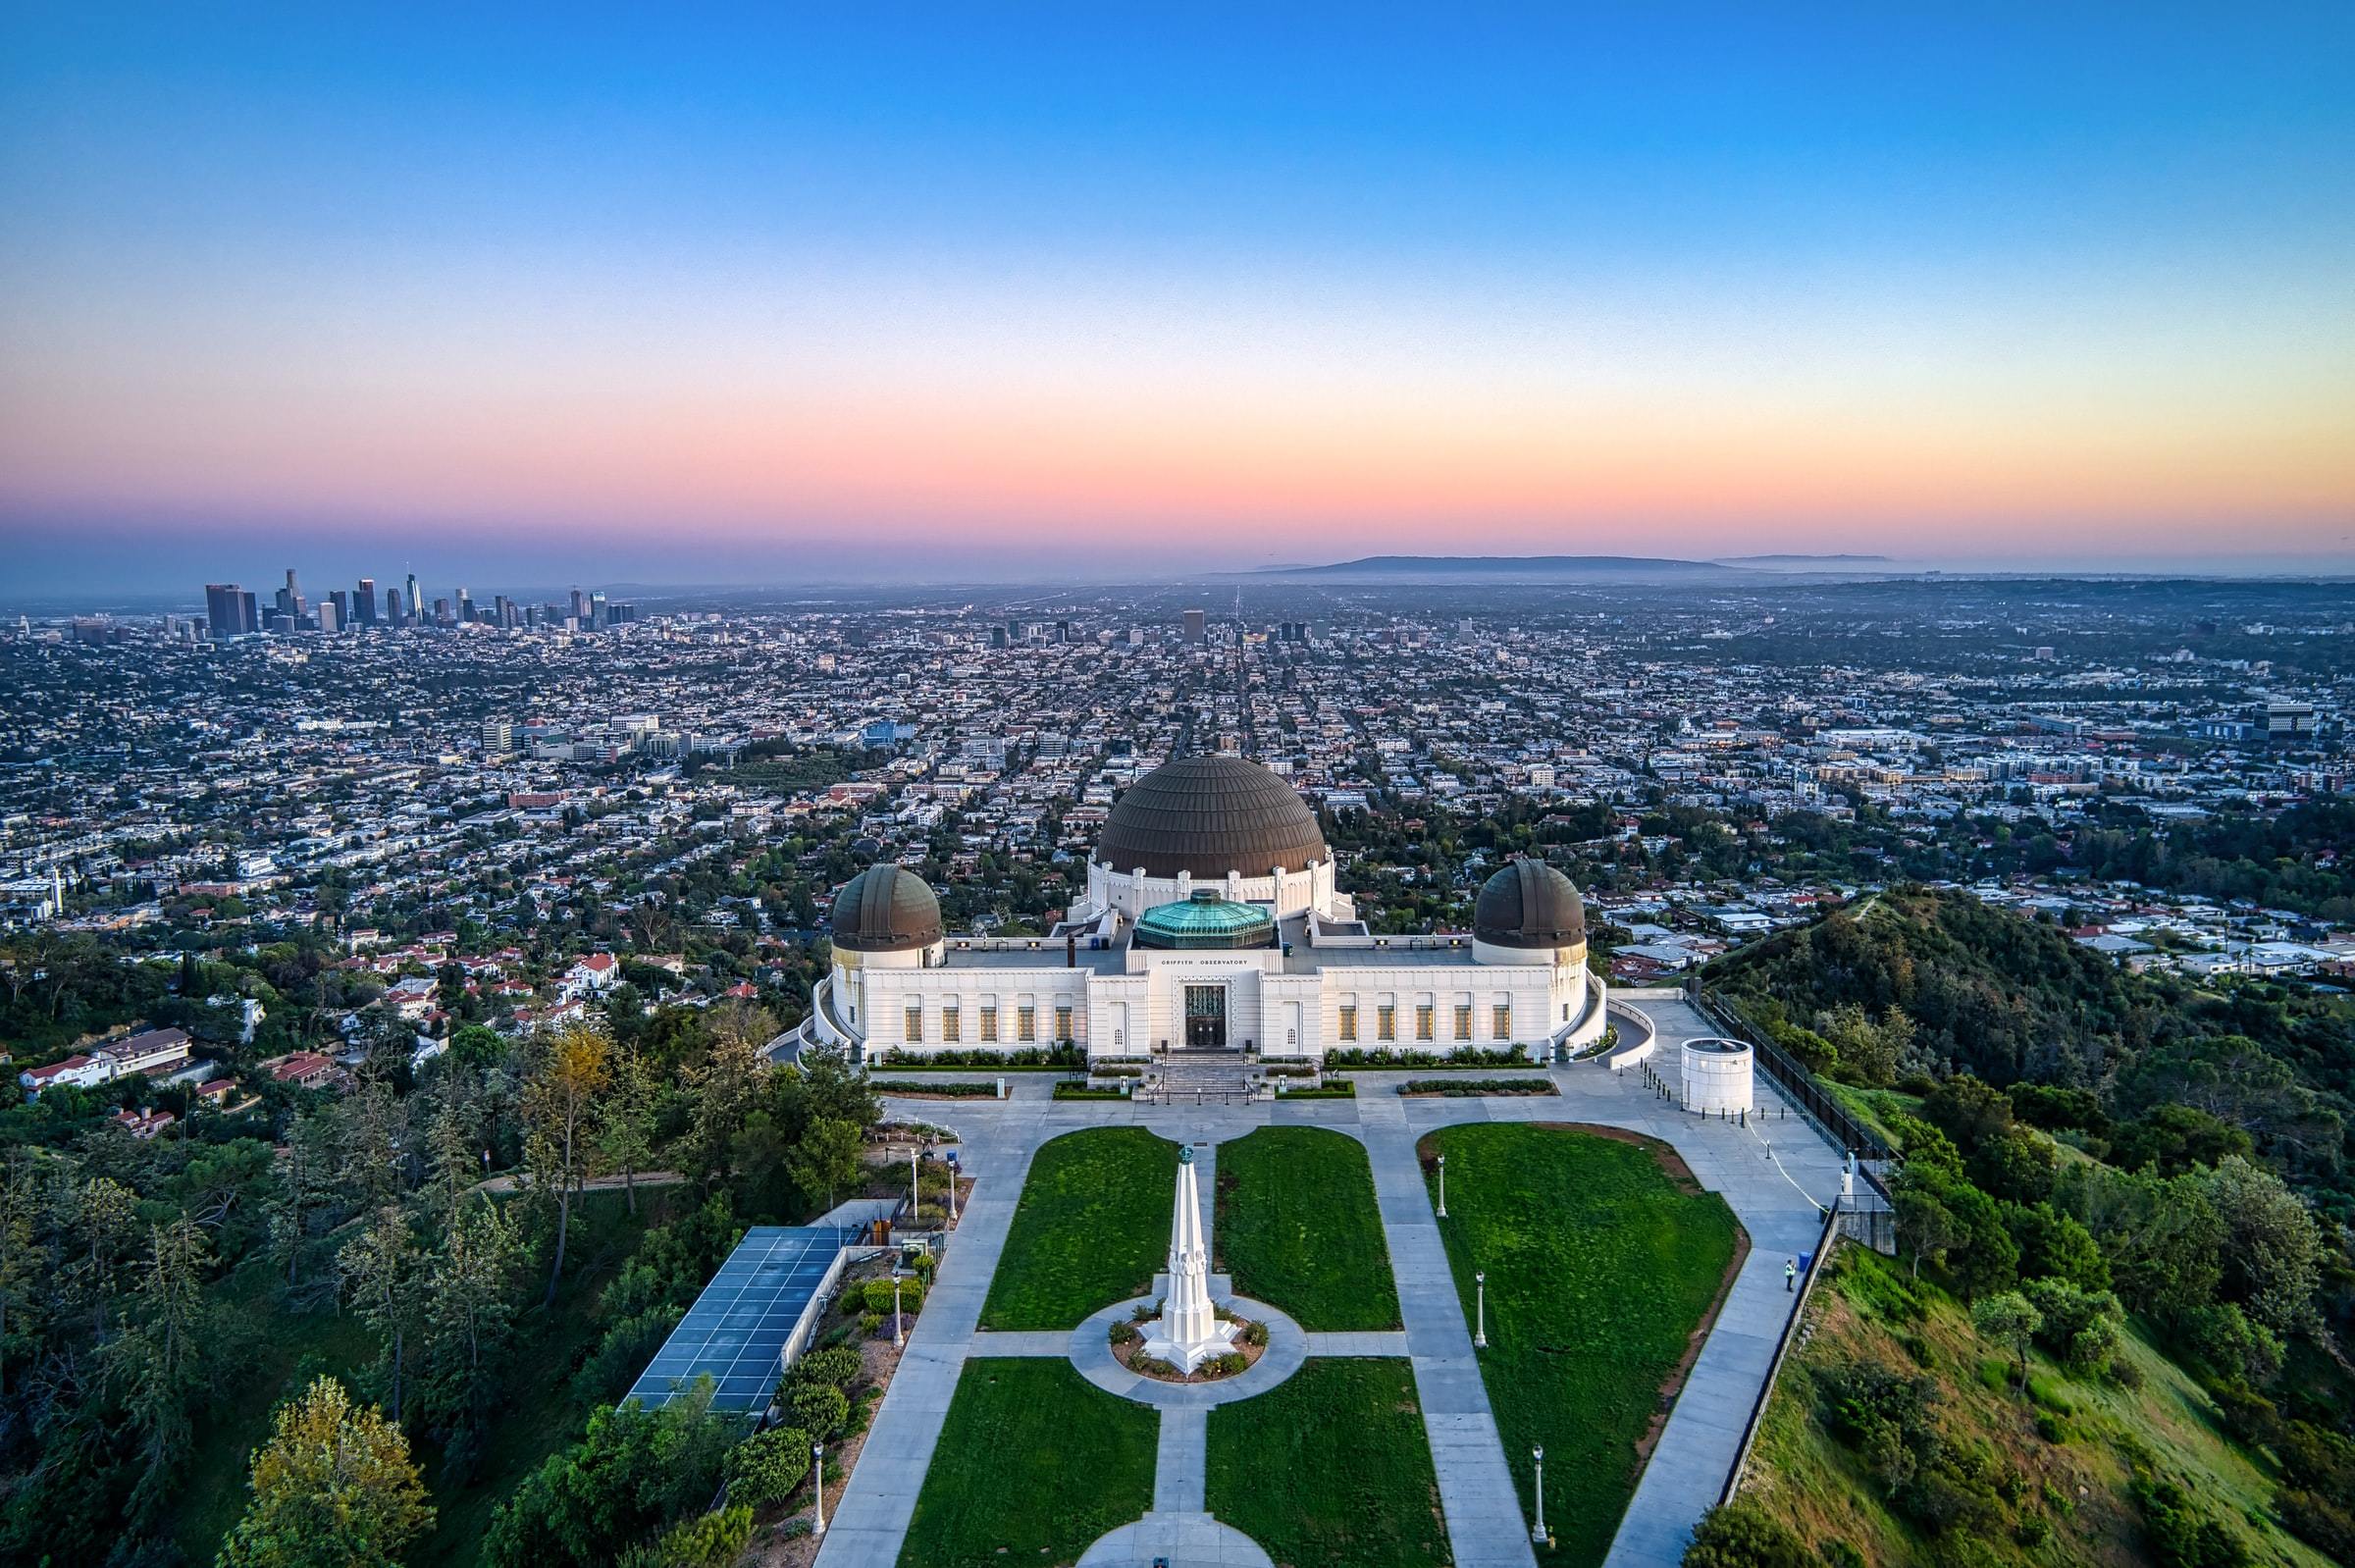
<box><xmin>1094</xmin><ymin>755</ymin><xmax>1328</xmax><ymax>880</ymax></box>
<box><xmin>1473</xmin><ymin>858</ymin><xmax>1587</xmax><ymax>950</ymax></box>
<box><xmin>1134</xmin><ymin>889</ymin><xmax>1278</xmax><ymax>950</ymax></box>
<box><xmin>829</xmin><ymin>862</ymin><xmax>943</xmax><ymax>953</ymax></box>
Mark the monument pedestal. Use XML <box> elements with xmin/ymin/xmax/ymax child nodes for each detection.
<box><xmin>1141</xmin><ymin>1145</ymin><xmax>1238</xmax><ymax>1374</ymax></box>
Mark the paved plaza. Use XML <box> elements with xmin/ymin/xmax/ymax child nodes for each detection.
<box><xmin>812</xmin><ymin>993</ymin><xmax>1846</xmax><ymax>1568</ymax></box>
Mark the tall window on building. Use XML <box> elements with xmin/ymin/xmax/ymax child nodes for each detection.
<box><xmin>905</xmin><ymin>1006</ymin><xmax>923</xmax><ymax>1042</ymax></box>
<box><xmin>1492</xmin><ymin>1002</ymin><xmax>1512</xmax><ymax>1039</ymax></box>
<box><xmin>1415</xmin><ymin>1004</ymin><xmax>1435</xmax><ymax>1041</ymax></box>
<box><xmin>1338</xmin><ymin>1005</ymin><xmax>1358</xmax><ymax>1042</ymax></box>
<box><xmin>1018</xmin><ymin>1005</ymin><xmax>1036</xmax><ymax>1042</ymax></box>
<box><xmin>1378</xmin><ymin>1004</ymin><xmax>1396</xmax><ymax>1042</ymax></box>
<box><xmin>1454</xmin><ymin>1004</ymin><xmax>1474</xmax><ymax>1041</ymax></box>
<box><xmin>1055</xmin><ymin>1005</ymin><xmax>1073</xmax><ymax>1043</ymax></box>
<box><xmin>980</xmin><ymin>1006</ymin><xmax>999</xmax><ymax>1043</ymax></box>
<box><xmin>943</xmin><ymin>1005</ymin><xmax>961</xmax><ymax>1043</ymax></box>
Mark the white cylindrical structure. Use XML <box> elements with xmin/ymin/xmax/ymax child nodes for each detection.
<box><xmin>1681</xmin><ymin>1035</ymin><xmax>1753</xmax><ymax>1114</ymax></box>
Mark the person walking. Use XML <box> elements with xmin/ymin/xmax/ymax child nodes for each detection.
<box><xmin>1785</xmin><ymin>1257</ymin><xmax>1798</xmax><ymax>1292</ymax></box>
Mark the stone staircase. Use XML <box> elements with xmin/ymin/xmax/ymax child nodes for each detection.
<box><xmin>1144</xmin><ymin>1049</ymin><xmax>1256</xmax><ymax>1104</ymax></box>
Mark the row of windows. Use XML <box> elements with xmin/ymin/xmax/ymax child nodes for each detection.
<box><xmin>1336</xmin><ymin>1001</ymin><xmax>1514</xmax><ymax>1043</ymax></box>
<box><xmin>904</xmin><ymin>1003</ymin><xmax>1074</xmax><ymax>1044</ymax></box>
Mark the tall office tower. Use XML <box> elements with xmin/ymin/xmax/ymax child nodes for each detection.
<box><xmin>238</xmin><ymin>590</ymin><xmax>260</xmax><ymax>633</ymax></box>
<box><xmin>432</xmin><ymin>597</ymin><xmax>452</xmax><ymax>625</ymax></box>
<box><xmin>455</xmin><ymin>589</ymin><xmax>473</xmax><ymax>623</ymax></box>
<box><xmin>481</xmin><ymin>717</ymin><xmax>515</xmax><ymax>756</ymax></box>
<box><xmin>203</xmin><ymin>584</ymin><xmax>243</xmax><ymax>639</ymax></box>
<box><xmin>590</xmin><ymin>590</ymin><xmax>608</xmax><ymax>629</ymax></box>
<box><xmin>355</xmin><ymin>578</ymin><xmax>377</xmax><ymax>625</ymax></box>
<box><xmin>569</xmin><ymin>587</ymin><xmax>589</xmax><ymax>622</ymax></box>
<box><xmin>275</xmin><ymin>568</ymin><xmax>302</xmax><ymax>622</ymax></box>
<box><xmin>493</xmin><ymin>594</ymin><xmax>513</xmax><ymax>628</ymax></box>
<box><xmin>404</xmin><ymin>573</ymin><xmax>422</xmax><ymax>626</ymax></box>
<box><xmin>329</xmin><ymin>589</ymin><xmax>350</xmax><ymax>627</ymax></box>
<box><xmin>989</xmin><ymin>625</ymin><xmax>1008</xmax><ymax>650</ymax></box>
<box><xmin>1182</xmin><ymin>608</ymin><xmax>1207</xmax><ymax>644</ymax></box>
<box><xmin>387</xmin><ymin>587</ymin><xmax>406</xmax><ymax>625</ymax></box>
<box><xmin>316</xmin><ymin>598</ymin><xmax>340</xmax><ymax>633</ymax></box>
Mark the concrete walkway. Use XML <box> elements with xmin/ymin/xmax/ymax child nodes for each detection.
<box><xmin>814</xmin><ymin>999</ymin><xmax>1844</xmax><ymax>1568</ymax></box>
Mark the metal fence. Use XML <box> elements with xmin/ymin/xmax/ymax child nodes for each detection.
<box><xmin>1690</xmin><ymin>987</ymin><xmax>1898</xmax><ymax>1171</ymax></box>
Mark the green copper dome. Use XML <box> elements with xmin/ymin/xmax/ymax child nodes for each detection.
<box><xmin>1133</xmin><ymin>889</ymin><xmax>1276</xmax><ymax>950</ymax></box>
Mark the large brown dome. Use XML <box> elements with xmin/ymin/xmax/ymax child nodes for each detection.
<box><xmin>1094</xmin><ymin>756</ymin><xmax>1327</xmax><ymax>880</ymax></box>
<box><xmin>1473</xmin><ymin>858</ymin><xmax>1586</xmax><ymax>949</ymax></box>
<box><xmin>829</xmin><ymin>862</ymin><xmax>943</xmax><ymax>953</ymax></box>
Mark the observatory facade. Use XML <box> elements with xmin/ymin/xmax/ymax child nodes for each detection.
<box><xmin>790</xmin><ymin>755</ymin><xmax>1610</xmax><ymax>1065</ymax></box>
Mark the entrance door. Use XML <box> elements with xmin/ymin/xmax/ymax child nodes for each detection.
<box><xmin>1183</xmin><ymin>985</ymin><xmax>1227</xmax><ymax>1050</ymax></box>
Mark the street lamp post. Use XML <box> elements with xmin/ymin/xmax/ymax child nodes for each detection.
<box><xmin>1436</xmin><ymin>1154</ymin><xmax>1447</xmax><ymax>1219</ymax></box>
<box><xmin>893</xmin><ymin>1273</ymin><xmax>905</xmax><ymax>1346</ymax></box>
<box><xmin>945</xmin><ymin>1151</ymin><xmax>959</xmax><ymax>1224</ymax></box>
<box><xmin>1531</xmin><ymin>1445</ymin><xmax>1547</xmax><ymax>1544</ymax></box>
<box><xmin>1474</xmin><ymin>1270</ymin><xmax>1488</xmax><ymax>1349</ymax></box>
<box><xmin>811</xmin><ymin>1442</ymin><xmax>826</xmax><ymax>1536</ymax></box>
<box><xmin>909</xmin><ymin>1145</ymin><xmax>920</xmax><ymax>1217</ymax></box>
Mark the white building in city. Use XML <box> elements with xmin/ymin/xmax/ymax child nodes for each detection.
<box><xmin>787</xmin><ymin>755</ymin><xmax>1608</xmax><ymax>1065</ymax></box>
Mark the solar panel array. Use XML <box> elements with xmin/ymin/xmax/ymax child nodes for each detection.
<box><xmin>626</xmin><ymin>1225</ymin><xmax>854</xmax><ymax>1412</ymax></box>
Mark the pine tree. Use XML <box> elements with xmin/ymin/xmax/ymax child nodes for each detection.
<box><xmin>339</xmin><ymin>1206</ymin><xmax>422</xmax><ymax>1425</ymax></box>
<box><xmin>109</xmin><ymin>1215</ymin><xmax>212</xmax><ymax>1523</ymax></box>
<box><xmin>523</xmin><ymin>1021</ymin><xmax>612</xmax><ymax>1304</ymax></box>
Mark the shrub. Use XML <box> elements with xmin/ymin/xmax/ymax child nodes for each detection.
<box><xmin>1204</xmin><ymin>1352</ymin><xmax>1248</xmax><ymax>1378</ymax></box>
<box><xmin>792</xmin><ymin>1345</ymin><xmax>864</xmax><ymax>1388</ymax></box>
<box><xmin>1680</xmin><ymin>1500</ymin><xmax>1811</xmax><ymax>1568</ymax></box>
<box><xmin>1132</xmin><ymin>1355</ymin><xmax>1178</xmax><ymax>1378</ymax></box>
<box><xmin>859</xmin><ymin>1312</ymin><xmax>883</xmax><ymax>1336</ymax></box>
<box><xmin>652</xmin><ymin>1503</ymin><xmax>756</xmax><ymax>1568</ymax></box>
<box><xmin>861</xmin><ymin>1277</ymin><xmax>924</xmax><ymax>1315</ymax></box>
<box><xmin>1241</xmin><ymin>1320</ymin><xmax>1268</xmax><ymax>1347</ymax></box>
<box><xmin>725</xmin><ymin>1426</ymin><xmax>812</xmax><ymax>1505</ymax></box>
<box><xmin>1396</xmin><ymin>1077</ymin><xmax>1554</xmax><ymax>1096</ymax></box>
<box><xmin>2022</xmin><ymin>1277</ymin><xmax>2121</xmax><ymax>1374</ymax></box>
<box><xmin>2131</xmin><ymin>1472</ymin><xmax>2252</xmax><ymax>1568</ymax></box>
<box><xmin>1109</xmin><ymin>1320</ymin><xmax>1139</xmax><ymax>1346</ymax></box>
<box><xmin>787</xmin><ymin>1382</ymin><xmax>850</xmax><ymax>1437</ymax></box>
<box><xmin>2034</xmin><ymin>1412</ymin><xmax>2067</xmax><ymax>1443</ymax></box>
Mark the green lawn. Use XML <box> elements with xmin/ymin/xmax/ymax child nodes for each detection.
<box><xmin>1420</xmin><ymin>1124</ymin><xmax>1741</xmax><ymax>1566</ymax></box>
<box><xmin>980</xmin><ymin>1126</ymin><xmax>1178</xmax><ymax>1330</ymax></box>
<box><xmin>898</xmin><ymin>1359</ymin><xmax>1158</xmax><ymax>1568</ymax></box>
<box><xmin>1214</xmin><ymin>1126</ymin><xmax>1400</xmax><ymax>1330</ymax></box>
<box><xmin>179</xmin><ymin>1186</ymin><xmax>671</xmax><ymax>1568</ymax></box>
<box><xmin>1206</xmin><ymin>1358</ymin><xmax>1449</xmax><ymax>1568</ymax></box>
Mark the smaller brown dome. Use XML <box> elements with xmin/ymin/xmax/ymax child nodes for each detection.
<box><xmin>1473</xmin><ymin>859</ymin><xmax>1586</xmax><ymax>949</ymax></box>
<box><xmin>830</xmin><ymin>863</ymin><xmax>943</xmax><ymax>953</ymax></box>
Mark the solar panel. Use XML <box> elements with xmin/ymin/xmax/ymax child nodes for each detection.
<box><xmin>625</xmin><ymin>1225</ymin><xmax>856</xmax><ymax>1413</ymax></box>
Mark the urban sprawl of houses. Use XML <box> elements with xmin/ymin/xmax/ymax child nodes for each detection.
<box><xmin>3</xmin><ymin>572</ymin><xmax>2347</xmax><ymax>1114</ymax></box>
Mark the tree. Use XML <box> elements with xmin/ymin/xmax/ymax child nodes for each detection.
<box><xmin>219</xmin><ymin>1375</ymin><xmax>434</xmax><ymax>1568</ymax></box>
<box><xmin>269</xmin><ymin>1111</ymin><xmax>340</xmax><ymax>1292</ymax></box>
<box><xmin>1892</xmin><ymin>1182</ymin><xmax>1957</xmax><ymax>1281</ymax></box>
<box><xmin>0</xmin><ymin>1165</ymin><xmax>39</xmax><ymax>1396</ymax></box>
<box><xmin>683</xmin><ymin>1012</ymin><xmax>763</xmax><ymax>1187</ymax></box>
<box><xmin>340</xmin><ymin>1206</ymin><xmax>422</xmax><ymax>1424</ymax></box>
<box><xmin>786</xmin><ymin>1118</ymin><xmax>865</xmax><ymax>1214</ymax></box>
<box><xmin>596</xmin><ymin>1044</ymin><xmax>657</xmax><ymax>1217</ymax></box>
<box><xmin>109</xmin><ymin>1215</ymin><xmax>213</xmax><ymax>1523</ymax></box>
<box><xmin>61</xmin><ymin>1172</ymin><xmax>139</xmax><ymax>1335</ymax></box>
<box><xmin>524</xmin><ymin>1022</ymin><xmax>612</xmax><ymax>1304</ymax></box>
<box><xmin>482</xmin><ymin>1379</ymin><xmax>735</xmax><ymax>1568</ymax></box>
<box><xmin>418</xmin><ymin>1193</ymin><xmax>522</xmax><ymax>1440</ymax></box>
<box><xmin>2201</xmin><ymin>1155</ymin><xmax>2324</xmax><ymax>1335</ymax></box>
<box><xmin>1971</xmin><ymin>1291</ymin><xmax>2042</xmax><ymax>1388</ymax></box>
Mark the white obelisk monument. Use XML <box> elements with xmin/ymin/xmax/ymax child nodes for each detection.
<box><xmin>1142</xmin><ymin>1145</ymin><xmax>1237</xmax><ymax>1374</ymax></box>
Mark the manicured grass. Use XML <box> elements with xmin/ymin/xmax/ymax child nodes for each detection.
<box><xmin>980</xmin><ymin>1127</ymin><xmax>1178</xmax><ymax>1330</ymax></box>
<box><xmin>1206</xmin><ymin>1357</ymin><xmax>1449</xmax><ymax>1568</ymax></box>
<box><xmin>1421</xmin><ymin>1124</ymin><xmax>1741</xmax><ymax>1566</ymax></box>
<box><xmin>1215</xmin><ymin>1126</ymin><xmax>1400</xmax><ymax>1331</ymax></box>
<box><xmin>897</xmin><ymin>1359</ymin><xmax>1158</xmax><ymax>1568</ymax></box>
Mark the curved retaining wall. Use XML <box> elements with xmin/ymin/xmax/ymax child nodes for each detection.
<box><xmin>1601</xmin><ymin>998</ymin><xmax>1658</xmax><ymax>1070</ymax></box>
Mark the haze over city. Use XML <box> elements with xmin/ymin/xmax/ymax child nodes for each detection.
<box><xmin>5</xmin><ymin>4</ymin><xmax>2353</xmax><ymax>596</ymax></box>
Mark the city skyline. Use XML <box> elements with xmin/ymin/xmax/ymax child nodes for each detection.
<box><xmin>4</xmin><ymin>6</ymin><xmax>2353</xmax><ymax>593</ymax></box>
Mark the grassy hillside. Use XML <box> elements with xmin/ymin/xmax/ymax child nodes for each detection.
<box><xmin>1740</xmin><ymin>1245</ymin><xmax>2333</xmax><ymax>1568</ymax></box>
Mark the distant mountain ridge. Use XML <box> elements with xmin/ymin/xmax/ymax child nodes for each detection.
<box><xmin>1249</xmin><ymin>553</ymin><xmax>1746</xmax><ymax>579</ymax></box>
